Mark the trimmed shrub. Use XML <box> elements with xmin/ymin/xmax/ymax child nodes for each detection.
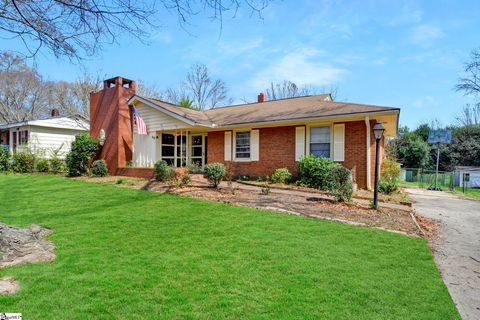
<box><xmin>379</xmin><ymin>159</ymin><xmax>400</xmax><ymax>194</ymax></box>
<box><xmin>91</xmin><ymin>160</ymin><xmax>108</xmax><ymax>177</ymax></box>
<box><xmin>50</xmin><ymin>156</ymin><xmax>65</xmax><ymax>174</ymax></box>
<box><xmin>204</xmin><ymin>162</ymin><xmax>225</xmax><ymax>188</ymax></box>
<box><xmin>154</xmin><ymin>160</ymin><xmax>174</xmax><ymax>182</ymax></box>
<box><xmin>186</xmin><ymin>163</ymin><xmax>203</xmax><ymax>174</ymax></box>
<box><xmin>298</xmin><ymin>155</ymin><xmax>337</xmax><ymax>190</ymax></box>
<box><xmin>11</xmin><ymin>151</ymin><xmax>36</xmax><ymax>173</ymax></box>
<box><xmin>65</xmin><ymin>134</ymin><xmax>98</xmax><ymax>177</ymax></box>
<box><xmin>271</xmin><ymin>168</ymin><xmax>292</xmax><ymax>184</ymax></box>
<box><xmin>329</xmin><ymin>166</ymin><xmax>353</xmax><ymax>202</ymax></box>
<box><xmin>36</xmin><ymin>159</ymin><xmax>50</xmax><ymax>173</ymax></box>
<box><xmin>0</xmin><ymin>147</ymin><xmax>9</xmax><ymax>171</ymax></box>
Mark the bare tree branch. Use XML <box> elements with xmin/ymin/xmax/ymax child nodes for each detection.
<box><xmin>0</xmin><ymin>0</ymin><xmax>270</xmax><ymax>60</ymax></box>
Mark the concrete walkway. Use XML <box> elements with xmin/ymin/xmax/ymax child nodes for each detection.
<box><xmin>407</xmin><ymin>188</ymin><xmax>480</xmax><ymax>320</ymax></box>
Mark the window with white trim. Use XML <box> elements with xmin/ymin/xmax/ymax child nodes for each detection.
<box><xmin>310</xmin><ymin>126</ymin><xmax>330</xmax><ymax>158</ymax></box>
<box><xmin>235</xmin><ymin>131</ymin><xmax>250</xmax><ymax>159</ymax></box>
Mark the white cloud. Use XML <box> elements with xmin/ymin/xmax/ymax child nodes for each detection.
<box><xmin>219</xmin><ymin>38</ymin><xmax>263</xmax><ymax>55</ymax></box>
<box><xmin>412</xmin><ymin>96</ymin><xmax>438</xmax><ymax>109</ymax></box>
<box><xmin>249</xmin><ymin>48</ymin><xmax>346</xmax><ymax>89</ymax></box>
<box><xmin>410</xmin><ymin>25</ymin><xmax>444</xmax><ymax>45</ymax></box>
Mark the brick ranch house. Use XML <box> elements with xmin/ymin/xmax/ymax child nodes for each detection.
<box><xmin>90</xmin><ymin>77</ymin><xmax>399</xmax><ymax>189</ymax></box>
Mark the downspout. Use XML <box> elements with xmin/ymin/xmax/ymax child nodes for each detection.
<box><xmin>365</xmin><ymin>116</ymin><xmax>372</xmax><ymax>190</ymax></box>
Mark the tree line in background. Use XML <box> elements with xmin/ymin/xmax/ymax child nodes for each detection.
<box><xmin>0</xmin><ymin>51</ymin><xmax>335</xmax><ymax>122</ymax></box>
<box><xmin>390</xmin><ymin>48</ymin><xmax>480</xmax><ymax>171</ymax></box>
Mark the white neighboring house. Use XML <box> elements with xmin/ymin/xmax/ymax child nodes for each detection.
<box><xmin>0</xmin><ymin>117</ymin><xmax>89</xmax><ymax>159</ymax></box>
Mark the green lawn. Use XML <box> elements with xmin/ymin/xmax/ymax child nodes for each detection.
<box><xmin>0</xmin><ymin>175</ymin><xmax>459</xmax><ymax>319</ymax></box>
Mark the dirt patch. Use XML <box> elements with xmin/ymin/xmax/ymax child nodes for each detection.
<box><xmin>0</xmin><ymin>277</ymin><xmax>19</xmax><ymax>295</ymax></box>
<box><xmin>146</xmin><ymin>181</ymin><xmax>422</xmax><ymax>236</ymax></box>
<box><xmin>0</xmin><ymin>223</ymin><xmax>56</xmax><ymax>269</ymax></box>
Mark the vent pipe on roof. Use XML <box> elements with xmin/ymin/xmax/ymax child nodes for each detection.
<box><xmin>257</xmin><ymin>92</ymin><xmax>266</xmax><ymax>103</ymax></box>
<box><xmin>51</xmin><ymin>109</ymin><xmax>60</xmax><ymax>117</ymax></box>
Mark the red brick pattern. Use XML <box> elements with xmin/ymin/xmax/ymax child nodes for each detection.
<box><xmin>208</xmin><ymin>126</ymin><xmax>298</xmax><ymax>179</ymax></box>
<box><xmin>207</xmin><ymin>122</ymin><xmax>384</xmax><ymax>189</ymax></box>
<box><xmin>116</xmin><ymin>167</ymin><xmax>154</xmax><ymax>179</ymax></box>
<box><xmin>90</xmin><ymin>77</ymin><xmax>135</xmax><ymax>174</ymax></box>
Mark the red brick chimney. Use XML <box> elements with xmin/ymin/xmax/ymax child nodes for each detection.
<box><xmin>257</xmin><ymin>92</ymin><xmax>266</xmax><ymax>103</ymax></box>
<box><xmin>90</xmin><ymin>76</ymin><xmax>136</xmax><ymax>174</ymax></box>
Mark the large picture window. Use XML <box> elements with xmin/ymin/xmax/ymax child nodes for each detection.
<box><xmin>310</xmin><ymin>127</ymin><xmax>330</xmax><ymax>158</ymax></box>
<box><xmin>235</xmin><ymin>131</ymin><xmax>250</xmax><ymax>159</ymax></box>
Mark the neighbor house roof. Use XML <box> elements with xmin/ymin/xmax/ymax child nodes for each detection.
<box><xmin>131</xmin><ymin>94</ymin><xmax>400</xmax><ymax>128</ymax></box>
<box><xmin>0</xmin><ymin>117</ymin><xmax>90</xmax><ymax>131</ymax></box>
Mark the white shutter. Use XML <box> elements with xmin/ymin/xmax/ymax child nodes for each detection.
<box><xmin>224</xmin><ymin>131</ymin><xmax>232</xmax><ymax>161</ymax></box>
<box><xmin>333</xmin><ymin>124</ymin><xmax>345</xmax><ymax>162</ymax></box>
<box><xmin>250</xmin><ymin>129</ymin><xmax>259</xmax><ymax>161</ymax></box>
<box><xmin>295</xmin><ymin>126</ymin><xmax>306</xmax><ymax>161</ymax></box>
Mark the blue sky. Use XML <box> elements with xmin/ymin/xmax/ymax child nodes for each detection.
<box><xmin>2</xmin><ymin>0</ymin><xmax>479</xmax><ymax>128</ymax></box>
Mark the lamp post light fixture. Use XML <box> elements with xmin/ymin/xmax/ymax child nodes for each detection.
<box><xmin>99</xmin><ymin>129</ymin><xmax>106</xmax><ymax>146</ymax></box>
<box><xmin>372</xmin><ymin>121</ymin><xmax>385</xmax><ymax>209</ymax></box>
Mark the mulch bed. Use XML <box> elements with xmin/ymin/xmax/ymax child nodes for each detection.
<box><xmin>145</xmin><ymin>181</ymin><xmax>426</xmax><ymax>237</ymax></box>
<box><xmin>76</xmin><ymin>176</ymin><xmax>438</xmax><ymax>239</ymax></box>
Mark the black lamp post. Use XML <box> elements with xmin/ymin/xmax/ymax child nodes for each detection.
<box><xmin>372</xmin><ymin>121</ymin><xmax>385</xmax><ymax>209</ymax></box>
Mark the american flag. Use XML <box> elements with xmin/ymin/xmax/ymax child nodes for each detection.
<box><xmin>132</xmin><ymin>107</ymin><xmax>147</xmax><ymax>135</ymax></box>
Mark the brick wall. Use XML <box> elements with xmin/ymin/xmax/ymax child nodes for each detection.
<box><xmin>207</xmin><ymin>122</ymin><xmax>384</xmax><ymax>189</ymax></box>
<box><xmin>90</xmin><ymin>77</ymin><xmax>136</xmax><ymax>174</ymax></box>
<box><xmin>116</xmin><ymin>167</ymin><xmax>154</xmax><ymax>179</ymax></box>
<box><xmin>208</xmin><ymin>126</ymin><xmax>297</xmax><ymax>179</ymax></box>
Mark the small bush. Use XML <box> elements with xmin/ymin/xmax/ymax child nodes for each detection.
<box><xmin>181</xmin><ymin>174</ymin><xmax>191</xmax><ymax>186</ymax></box>
<box><xmin>204</xmin><ymin>163</ymin><xmax>225</xmax><ymax>188</ymax></box>
<box><xmin>154</xmin><ymin>160</ymin><xmax>174</xmax><ymax>182</ymax></box>
<box><xmin>297</xmin><ymin>155</ymin><xmax>337</xmax><ymax>190</ymax></box>
<box><xmin>11</xmin><ymin>151</ymin><xmax>36</xmax><ymax>173</ymax></box>
<box><xmin>36</xmin><ymin>159</ymin><xmax>50</xmax><ymax>173</ymax></box>
<box><xmin>0</xmin><ymin>147</ymin><xmax>9</xmax><ymax>171</ymax></box>
<box><xmin>91</xmin><ymin>160</ymin><xmax>108</xmax><ymax>177</ymax></box>
<box><xmin>261</xmin><ymin>184</ymin><xmax>271</xmax><ymax>195</ymax></box>
<box><xmin>66</xmin><ymin>134</ymin><xmax>98</xmax><ymax>177</ymax></box>
<box><xmin>116</xmin><ymin>178</ymin><xmax>125</xmax><ymax>184</ymax></box>
<box><xmin>329</xmin><ymin>165</ymin><xmax>353</xmax><ymax>202</ymax></box>
<box><xmin>271</xmin><ymin>168</ymin><xmax>292</xmax><ymax>184</ymax></box>
<box><xmin>186</xmin><ymin>163</ymin><xmax>203</xmax><ymax>174</ymax></box>
<box><xmin>237</xmin><ymin>174</ymin><xmax>250</xmax><ymax>181</ymax></box>
<box><xmin>379</xmin><ymin>159</ymin><xmax>400</xmax><ymax>194</ymax></box>
<box><xmin>50</xmin><ymin>156</ymin><xmax>65</xmax><ymax>174</ymax></box>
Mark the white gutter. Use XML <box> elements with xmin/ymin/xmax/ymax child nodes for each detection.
<box><xmin>365</xmin><ymin>116</ymin><xmax>372</xmax><ymax>190</ymax></box>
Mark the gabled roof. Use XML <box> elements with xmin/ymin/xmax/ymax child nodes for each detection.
<box><xmin>130</xmin><ymin>94</ymin><xmax>400</xmax><ymax>129</ymax></box>
<box><xmin>0</xmin><ymin>117</ymin><xmax>90</xmax><ymax>131</ymax></box>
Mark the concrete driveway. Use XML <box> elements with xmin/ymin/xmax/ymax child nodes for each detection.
<box><xmin>407</xmin><ymin>188</ymin><xmax>480</xmax><ymax>320</ymax></box>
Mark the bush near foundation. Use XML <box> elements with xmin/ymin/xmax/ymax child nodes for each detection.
<box><xmin>154</xmin><ymin>160</ymin><xmax>174</xmax><ymax>182</ymax></box>
<box><xmin>11</xmin><ymin>151</ymin><xmax>36</xmax><ymax>173</ymax></box>
<box><xmin>204</xmin><ymin>163</ymin><xmax>225</xmax><ymax>188</ymax></box>
<box><xmin>329</xmin><ymin>166</ymin><xmax>353</xmax><ymax>202</ymax></box>
<box><xmin>91</xmin><ymin>160</ymin><xmax>108</xmax><ymax>177</ymax></box>
<box><xmin>65</xmin><ymin>134</ymin><xmax>98</xmax><ymax>177</ymax></box>
<box><xmin>297</xmin><ymin>155</ymin><xmax>337</xmax><ymax>190</ymax></box>
<box><xmin>271</xmin><ymin>168</ymin><xmax>292</xmax><ymax>184</ymax></box>
<box><xmin>36</xmin><ymin>159</ymin><xmax>50</xmax><ymax>173</ymax></box>
<box><xmin>0</xmin><ymin>147</ymin><xmax>9</xmax><ymax>171</ymax></box>
<box><xmin>379</xmin><ymin>159</ymin><xmax>400</xmax><ymax>195</ymax></box>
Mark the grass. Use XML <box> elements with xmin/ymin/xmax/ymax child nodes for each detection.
<box><xmin>0</xmin><ymin>174</ymin><xmax>459</xmax><ymax>319</ymax></box>
<box><xmin>400</xmin><ymin>180</ymin><xmax>480</xmax><ymax>201</ymax></box>
<box><xmin>453</xmin><ymin>186</ymin><xmax>480</xmax><ymax>200</ymax></box>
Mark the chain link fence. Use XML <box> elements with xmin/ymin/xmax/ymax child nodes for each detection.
<box><xmin>402</xmin><ymin>168</ymin><xmax>455</xmax><ymax>191</ymax></box>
